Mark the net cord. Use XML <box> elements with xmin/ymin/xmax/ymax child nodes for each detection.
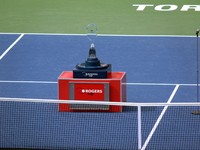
<box><xmin>0</xmin><ymin>97</ymin><xmax>200</xmax><ymax>107</ymax></box>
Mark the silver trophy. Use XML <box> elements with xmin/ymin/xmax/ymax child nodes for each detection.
<box><xmin>85</xmin><ymin>23</ymin><xmax>98</xmax><ymax>47</ymax></box>
<box><xmin>73</xmin><ymin>23</ymin><xmax>111</xmax><ymax>79</ymax></box>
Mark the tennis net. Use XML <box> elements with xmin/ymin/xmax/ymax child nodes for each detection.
<box><xmin>0</xmin><ymin>97</ymin><xmax>200</xmax><ymax>150</ymax></box>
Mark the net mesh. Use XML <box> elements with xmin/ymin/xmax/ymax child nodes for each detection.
<box><xmin>0</xmin><ymin>98</ymin><xmax>200</xmax><ymax>150</ymax></box>
<box><xmin>142</xmin><ymin>106</ymin><xmax>200</xmax><ymax>150</ymax></box>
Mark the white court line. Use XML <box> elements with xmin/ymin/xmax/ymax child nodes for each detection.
<box><xmin>0</xmin><ymin>34</ymin><xmax>24</xmax><ymax>60</ymax></box>
<box><xmin>0</xmin><ymin>32</ymin><xmax>194</xmax><ymax>38</ymax></box>
<box><xmin>125</xmin><ymin>82</ymin><xmax>197</xmax><ymax>86</ymax></box>
<box><xmin>0</xmin><ymin>80</ymin><xmax>197</xmax><ymax>86</ymax></box>
<box><xmin>0</xmin><ymin>80</ymin><xmax>57</xmax><ymax>84</ymax></box>
<box><xmin>141</xmin><ymin>84</ymin><xmax>180</xmax><ymax>150</ymax></box>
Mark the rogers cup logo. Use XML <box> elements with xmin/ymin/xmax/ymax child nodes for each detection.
<box><xmin>81</xmin><ymin>89</ymin><xmax>103</xmax><ymax>94</ymax></box>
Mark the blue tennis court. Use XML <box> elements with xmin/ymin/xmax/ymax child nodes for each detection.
<box><xmin>0</xmin><ymin>33</ymin><xmax>197</xmax><ymax>100</ymax></box>
<box><xmin>0</xmin><ymin>33</ymin><xmax>199</xmax><ymax>149</ymax></box>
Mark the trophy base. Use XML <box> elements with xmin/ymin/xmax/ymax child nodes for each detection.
<box><xmin>73</xmin><ymin>64</ymin><xmax>111</xmax><ymax>79</ymax></box>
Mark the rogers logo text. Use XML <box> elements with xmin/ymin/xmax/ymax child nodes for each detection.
<box><xmin>81</xmin><ymin>89</ymin><xmax>103</xmax><ymax>94</ymax></box>
<box><xmin>82</xmin><ymin>72</ymin><xmax>98</xmax><ymax>77</ymax></box>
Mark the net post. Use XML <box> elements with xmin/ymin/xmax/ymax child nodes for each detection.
<box><xmin>192</xmin><ymin>29</ymin><xmax>200</xmax><ymax>115</ymax></box>
<box><xmin>196</xmin><ymin>29</ymin><xmax>199</xmax><ymax>104</ymax></box>
<box><xmin>138</xmin><ymin>105</ymin><xmax>142</xmax><ymax>150</ymax></box>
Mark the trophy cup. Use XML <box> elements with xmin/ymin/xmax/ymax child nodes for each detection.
<box><xmin>73</xmin><ymin>24</ymin><xmax>111</xmax><ymax>78</ymax></box>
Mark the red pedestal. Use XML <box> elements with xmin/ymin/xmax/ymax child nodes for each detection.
<box><xmin>58</xmin><ymin>71</ymin><xmax>126</xmax><ymax>112</ymax></box>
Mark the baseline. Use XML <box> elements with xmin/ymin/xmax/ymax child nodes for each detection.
<box><xmin>0</xmin><ymin>32</ymin><xmax>194</xmax><ymax>38</ymax></box>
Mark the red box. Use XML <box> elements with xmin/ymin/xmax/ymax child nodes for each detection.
<box><xmin>58</xmin><ymin>71</ymin><xmax>126</xmax><ymax>112</ymax></box>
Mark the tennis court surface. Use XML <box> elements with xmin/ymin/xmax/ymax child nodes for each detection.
<box><xmin>0</xmin><ymin>33</ymin><xmax>200</xmax><ymax>149</ymax></box>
